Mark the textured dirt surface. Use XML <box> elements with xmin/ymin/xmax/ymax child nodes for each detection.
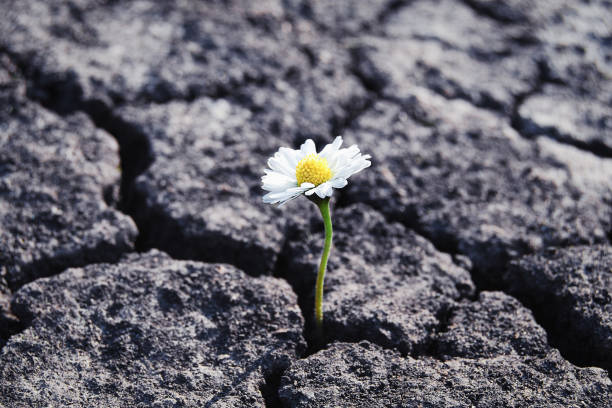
<box><xmin>342</xmin><ymin>92</ymin><xmax>612</xmax><ymax>288</ymax></box>
<box><xmin>0</xmin><ymin>251</ymin><xmax>305</xmax><ymax>407</ymax></box>
<box><xmin>1</xmin><ymin>0</ymin><xmax>611</xmax><ymax>406</ymax></box>
<box><xmin>280</xmin><ymin>204</ymin><xmax>475</xmax><ymax>353</ymax></box>
<box><xmin>507</xmin><ymin>246</ymin><xmax>612</xmax><ymax>372</ymax></box>
<box><xmin>279</xmin><ymin>341</ymin><xmax>611</xmax><ymax>408</ymax></box>
<box><xmin>114</xmin><ymin>98</ymin><xmax>311</xmax><ymax>277</ymax></box>
<box><xmin>0</xmin><ymin>56</ymin><xmax>137</xmax><ymax>348</ymax></box>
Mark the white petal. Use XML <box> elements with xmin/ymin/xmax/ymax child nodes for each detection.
<box><xmin>262</xmin><ymin>138</ymin><xmax>370</xmax><ymax>206</ymax></box>
<box><xmin>319</xmin><ymin>182</ymin><xmax>334</xmax><ymax>198</ymax></box>
<box><xmin>262</xmin><ymin>171</ymin><xmax>297</xmax><ymax>192</ymax></box>
<box><xmin>263</xmin><ymin>185</ymin><xmax>310</xmax><ymax>205</ymax></box>
<box><xmin>328</xmin><ymin>145</ymin><xmax>361</xmax><ymax>174</ymax></box>
<box><xmin>279</xmin><ymin>147</ymin><xmax>300</xmax><ymax>169</ymax></box>
<box><xmin>319</xmin><ymin>136</ymin><xmax>343</xmax><ymax>161</ymax></box>
<box><xmin>330</xmin><ymin>178</ymin><xmax>348</xmax><ymax>189</ymax></box>
<box><xmin>263</xmin><ymin>190</ymin><xmax>295</xmax><ymax>203</ymax></box>
<box><xmin>303</xmin><ymin>182</ymin><xmax>324</xmax><ymax>196</ymax></box>
<box><xmin>270</xmin><ymin>186</ymin><xmax>305</xmax><ymax>198</ymax></box>
<box><xmin>276</xmin><ymin>185</ymin><xmax>311</xmax><ymax>206</ymax></box>
<box><xmin>308</xmin><ymin>182</ymin><xmax>334</xmax><ymax>199</ymax></box>
<box><xmin>263</xmin><ymin>191</ymin><xmax>286</xmax><ymax>203</ymax></box>
<box><xmin>300</xmin><ymin>139</ymin><xmax>317</xmax><ymax>156</ymax></box>
<box><xmin>333</xmin><ymin>153</ymin><xmax>371</xmax><ymax>180</ymax></box>
<box><xmin>277</xmin><ymin>195</ymin><xmax>301</xmax><ymax>207</ymax></box>
<box><xmin>268</xmin><ymin>155</ymin><xmax>295</xmax><ymax>177</ymax></box>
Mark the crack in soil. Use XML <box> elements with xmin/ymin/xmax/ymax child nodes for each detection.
<box><xmin>273</xmin><ymin>206</ymin><xmax>478</xmax><ymax>360</ymax></box>
<box><xmin>510</xmin><ymin>58</ymin><xmax>612</xmax><ymax>159</ymax></box>
<box><xmin>406</xmin><ymin>224</ymin><xmax>612</xmax><ymax>373</ymax></box>
<box><xmin>0</xmin><ymin>52</ymin><xmax>150</xmax><ymax>351</ymax></box>
<box><xmin>260</xmin><ymin>369</ymin><xmax>285</xmax><ymax>408</ymax></box>
<box><xmin>336</xmin><ymin>187</ymin><xmax>612</xmax><ymax>374</ymax></box>
<box><xmin>376</xmin><ymin>0</ymin><xmax>412</xmax><ymax>26</ymax></box>
<box><xmin>459</xmin><ymin>0</ymin><xmax>525</xmax><ymax>24</ymax></box>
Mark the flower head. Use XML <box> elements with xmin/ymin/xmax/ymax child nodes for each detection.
<box><xmin>262</xmin><ymin>136</ymin><xmax>371</xmax><ymax>205</ymax></box>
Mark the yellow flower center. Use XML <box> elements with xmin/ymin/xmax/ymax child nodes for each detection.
<box><xmin>296</xmin><ymin>154</ymin><xmax>332</xmax><ymax>186</ymax></box>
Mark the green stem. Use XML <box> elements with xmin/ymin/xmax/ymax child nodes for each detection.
<box><xmin>315</xmin><ymin>198</ymin><xmax>333</xmax><ymax>336</ymax></box>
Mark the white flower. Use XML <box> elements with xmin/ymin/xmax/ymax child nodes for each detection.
<box><xmin>262</xmin><ymin>136</ymin><xmax>371</xmax><ymax>206</ymax></box>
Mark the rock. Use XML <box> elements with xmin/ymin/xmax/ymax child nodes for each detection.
<box><xmin>230</xmin><ymin>34</ymin><xmax>367</xmax><ymax>144</ymax></box>
<box><xmin>534</xmin><ymin>0</ymin><xmax>611</xmax><ymax>98</ymax></box>
<box><xmin>0</xmin><ymin>57</ymin><xmax>136</xmax><ymax>347</ymax></box>
<box><xmin>279</xmin><ymin>341</ymin><xmax>612</xmax><ymax>408</ymax></box>
<box><xmin>0</xmin><ymin>54</ymin><xmax>25</xmax><ymax>107</ymax></box>
<box><xmin>462</xmin><ymin>0</ymin><xmax>612</xmax><ymax>91</ymax></box>
<box><xmin>1</xmin><ymin>0</ymin><xmax>610</xmax><ymax>402</ymax></box>
<box><xmin>507</xmin><ymin>245</ymin><xmax>612</xmax><ymax>372</ymax></box>
<box><xmin>115</xmin><ymin>98</ymin><xmax>314</xmax><ymax>277</ymax></box>
<box><xmin>0</xmin><ymin>63</ymin><xmax>137</xmax><ymax>291</ymax></box>
<box><xmin>384</xmin><ymin>0</ymin><xmax>530</xmax><ymax>55</ymax></box>
<box><xmin>518</xmin><ymin>84</ymin><xmax>612</xmax><ymax>154</ymax></box>
<box><xmin>0</xmin><ymin>0</ymin><xmax>288</xmax><ymax>107</ymax></box>
<box><xmin>351</xmin><ymin>0</ymin><xmax>611</xmax><ymax>116</ymax></box>
<box><xmin>281</xmin><ymin>203</ymin><xmax>474</xmax><ymax>353</ymax></box>
<box><xmin>349</xmin><ymin>0</ymin><xmax>539</xmax><ymax>113</ymax></box>
<box><xmin>352</xmin><ymin>37</ymin><xmax>536</xmax><ymax>113</ymax></box>
<box><xmin>1</xmin><ymin>0</ymin><xmax>366</xmax><ymax>142</ymax></box>
<box><xmin>283</xmin><ymin>0</ymin><xmax>392</xmax><ymax>35</ymax></box>
<box><xmin>0</xmin><ymin>59</ymin><xmax>24</xmax><ymax>345</ymax></box>
<box><xmin>435</xmin><ymin>291</ymin><xmax>549</xmax><ymax>359</ymax></box>
<box><xmin>509</xmin><ymin>1</ymin><xmax>612</xmax><ymax>154</ymax></box>
<box><xmin>281</xmin><ymin>287</ymin><xmax>611</xmax><ymax>405</ymax></box>
<box><xmin>0</xmin><ymin>286</ymin><xmax>20</xmax><ymax>350</ymax></box>
<box><xmin>0</xmin><ymin>250</ymin><xmax>306</xmax><ymax>407</ymax></box>
<box><xmin>459</xmin><ymin>0</ymin><xmax>535</xmax><ymax>24</ymax></box>
<box><xmin>533</xmin><ymin>136</ymin><xmax>612</xmax><ymax>222</ymax></box>
<box><xmin>342</xmin><ymin>91</ymin><xmax>612</xmax><ymax>286</ymax></box>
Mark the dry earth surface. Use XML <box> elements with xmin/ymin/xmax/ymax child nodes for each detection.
<box><xmin>0</xmin><ymin>0</ymin><xmax>611</xmax><ymax>407</ymax></box>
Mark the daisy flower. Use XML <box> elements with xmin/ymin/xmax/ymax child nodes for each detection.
<box><xmin>262</xmin><ymin>136</ymin><xmax>371</xmax><ymax>206</ymax></box>
<box><xmin>261</xmin><ymin>136</ymin><xmax>371</xmax><ymax>338</ymax></box>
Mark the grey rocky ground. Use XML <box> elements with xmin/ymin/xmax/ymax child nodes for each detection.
<box><xmin>279</xmin><ymin>292</ymin><xmax>612</xmax><ymax>407</ymax></box>
<box><xmin>507</xmin><ymin>246</ymin><xmax>612</xmax><ymax>372</ymax></box>
<box><xmin>279</xmin><ymin>341</ymin><xmax>611</xmax><ymax>407</ymax></box>
<box><xmin>280</xmin><ymin>203</ymin><xmax>475</xmax><ymax>352</ymax></box>
<box><xmin>0</xmin><ymin>56</ymin><xmax>137</xmax><ymax>347</ymax></box>
<box><xmin>1</xmin><ymin>0</ymin><xmax>611</xmax><ymax>406</ymax></box>
<box><xmin>342</xmin><ymin>89</ymin><xmax>612</xmax><ymax>286</ymax></box>
<box><xmin>0</xmin><ymin>250</ymin><xmax>305</xmax><ymax>407</ymax></box>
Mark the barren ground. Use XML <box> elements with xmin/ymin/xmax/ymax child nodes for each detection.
<box><xmin>0</xmin><ymin>1</ymin><xmax>611</xmax><ymax>407</ymax></box>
